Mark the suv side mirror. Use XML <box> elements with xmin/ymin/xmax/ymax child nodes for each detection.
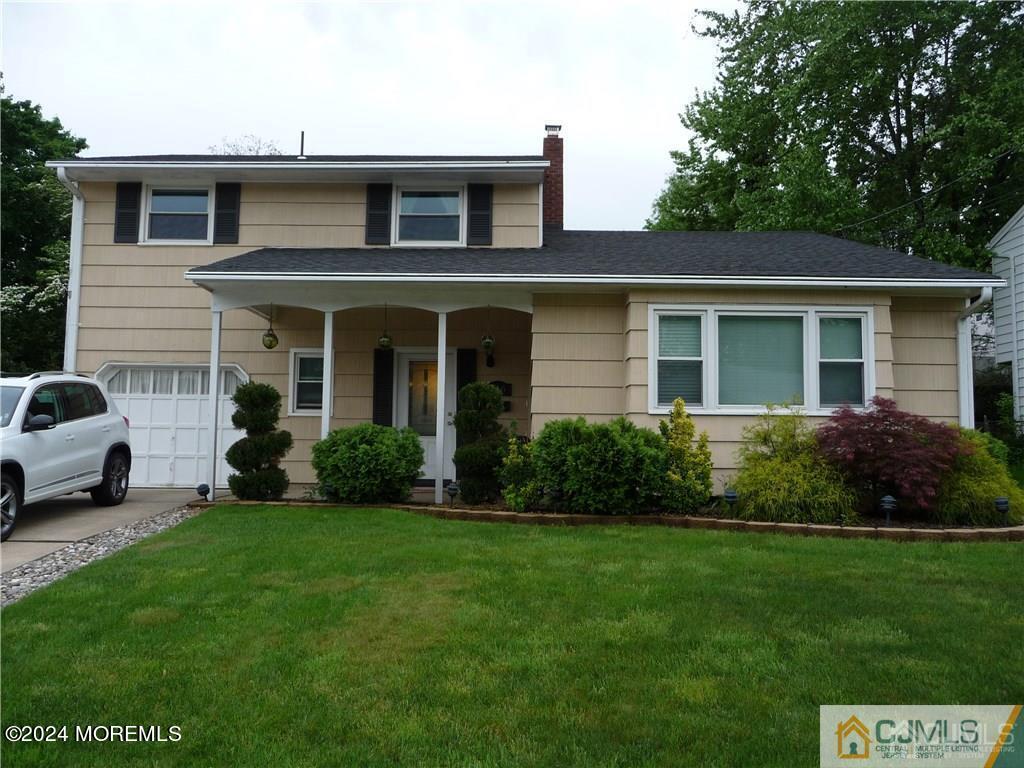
<box><xmin>24</xmin><ymin>414</ymin><xmax>56</xmax><ymax>432</ymax></box>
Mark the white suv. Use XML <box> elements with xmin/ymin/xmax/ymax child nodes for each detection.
<box><xmin>0</xmin><ymin>373</ymin><xmax>132</xmax><ymax>542</ymax></box>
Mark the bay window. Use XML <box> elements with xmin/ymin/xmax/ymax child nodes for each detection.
<box><xmin>648</xmin><ymin>305</ymin><xmax>873</xmax><ymax>414</ymax></box>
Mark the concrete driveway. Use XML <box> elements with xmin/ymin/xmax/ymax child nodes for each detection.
<box><xmin>0</xmin><ymin>488</ymin><xmax>196</xmax><ymax>573</ymax></box>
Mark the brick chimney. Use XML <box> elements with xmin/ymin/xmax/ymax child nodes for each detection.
<box><xmin>542</xmin><ymin>124</ymin><xmax>563</xmax><ymax>232</ymax></box>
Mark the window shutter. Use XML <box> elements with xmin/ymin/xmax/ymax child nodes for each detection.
<box><xmin>213</xmin><ymin>183</ymin><xmax>241</xmax><ymax>244</ymax></box>
<box><xmin>466</xmin><ymin>183</ymin><xmax>493</xmax><ymax>246</ymax></box>
<box><xmin>114</xmin><ymin>182</ymin><xmax>142</xmax><ymax>243</ymax></box>
<box><xmin>365</xmin><ymin>184</ymin><xmax>392</xmax><ymax>244</ymax></box>
<box><xmin>372</xmin><ymin>348</ymin><xmax>394</xmax><ymax>425</ymax></box>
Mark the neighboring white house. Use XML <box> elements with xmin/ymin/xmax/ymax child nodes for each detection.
<box><xmin>991</xmin><ymin>203</ymin><xmax>1024</xmax><ymax>418</ymax></box>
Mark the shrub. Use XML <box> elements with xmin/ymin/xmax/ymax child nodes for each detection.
<box><xmin>816</xmin><ymin>397</ymin><xmax>967</xmax><ymax>512</ymax></box>
<box><xmin>499</xmin><ymin>434</ymin><xmax>541</xmax><ymax>513</ymax></box>
<box><xmin>225</xmin><ymin>382</ymin><xmax>293</xmax><ymax>501</ymax></box>
<box><xmin>936</xmin><ymin>430</ymin><xmax>1024</xmax><ymax>526</ymax></box>
<box><xmin>992</xmin><ymin>392</ymin><xmax>1024</xmax><ymax>464</ymax></box>
<box><xmin>733</xmin><ymin>408</ymin><xmax>857</xmax><ymax>524</ymax></box>
<box><xmin>658</xmin><ymin>398</ymin><xmax>713</xmax><ymax>513</ymax></box>
<box><xmin>531</xmin><ymin>417</ymin><xmax>589</xmax><ymax>508</ymax></box>
<box><xmin>962</xmin><ymin>428</ymin><xmax>1009</xmax><ymax>467</ymax></box>
<box><xmin>311</xmin><ymin>423</ymin><xmax>423</xmax><ymax>503</ymax></box>
<box><xmin>452</xmin><ymin>382</ymin><xmax>507</xmax><ymax>503</ymax></box>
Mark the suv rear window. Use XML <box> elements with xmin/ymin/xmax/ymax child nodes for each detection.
<box><xmin>62</xmin><ymin>383</ymin><xmax>106</xmax><ymax>421</ymax></box>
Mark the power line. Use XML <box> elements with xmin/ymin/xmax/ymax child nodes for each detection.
<box><xmin>833</xmin><ymin>144</ymin><xmax>1021</xmax><ymax>234</ymax></box>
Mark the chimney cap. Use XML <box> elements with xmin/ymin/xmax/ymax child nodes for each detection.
<box><xmin>545</xmin><ymin>124</ymin><xmax>562</xmax><ymax>137</ymax></box>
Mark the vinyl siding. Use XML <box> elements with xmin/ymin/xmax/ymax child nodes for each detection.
<box><xmin>889</xmin><ymin>295</ymin><xmax>961</xmax><ymax>421</ymax></box>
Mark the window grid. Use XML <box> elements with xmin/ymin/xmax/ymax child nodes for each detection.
<box><xmin>291</xmin><ymin>351</ymin><xmax>325</xmax><ymax>414</ymax></box>
<box><xmin>816</xmin><ymin>314</ymin><xmax>867</xmax><ymax>408</ymax></box>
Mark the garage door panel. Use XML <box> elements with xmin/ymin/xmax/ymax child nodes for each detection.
<box><xmin>151</xmin><ymin>398</ymin><xmax>176</xmax><ymax>423</ymax></box>
<box><xmin>128</xmin><ymin>399</ymin><xmax>152</xmax><ymax>423</ymax></box>
<box><xmin>176</xmin><ymin>428</ymin><xmax>199</xmax><ymax>453</ymax></box>
<box><xmin>176</xmin><ymin>399</ymin><xmax>200</xmax><ymax>423</ymax></box>
<box><xmin>149</xmin><ymin>457</ymin><xmax>173</xmax><ymax>485</ymax></box>
<box><xmin>149</xmin><ymin>428</ymin><xmax>174</xmax><ymax>453</ymax></box>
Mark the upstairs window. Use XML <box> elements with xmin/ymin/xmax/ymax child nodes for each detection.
<box><xmin>145</xmin><ymin>188</ymin><xmax>212</xmax><ymax>242</ymax></box>
<box><xmin>395</xmin><ymin>189</ymin><xmax>462</xmax><ymax>244</ymax></box>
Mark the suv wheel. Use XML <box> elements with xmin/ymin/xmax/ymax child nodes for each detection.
<box><xmin>91</xmin><ymin>452</ymin><xmax>129</xmax><ymax>507</ymax></box>
<box><xmin>1</xmin><ymin>472</ymin><xmax>20</xmax><ymax>542</ymax></box>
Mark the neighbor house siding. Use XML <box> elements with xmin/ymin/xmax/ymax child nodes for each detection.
<box><xmin>889</xmin><ymin>295</ymin><xmax>961</xmax><ymax>421</ymax></box>
<box><xmin>990</xmin><ymin>206</ymin><xmax>1024</xmax><ymax>418</ymax></box>
<box><xmin>623</xmin><ymin>288</ymin><xmax>894</xmax><ymax>487</ymax></box>
<box><xmin>530</xmin><ymin>294</ymin><xmax>625</xmax><ymax>433</ymax></box>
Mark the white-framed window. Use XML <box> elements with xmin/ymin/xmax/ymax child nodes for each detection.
<box><xmin>392</xmin><ymin>187</ymin><xmax>464</xmax><ymax>245</ymax></box>
<box><xmin>104</xmin><ymin>366</ymin><xmax>242</xmax><ymax>396</ymax></box>
<box><xmin>141</xmin><ymin>185</ymin><xmax>214</xmax><ymax>244</ymax></box>
<box><xmin>289</xmin><ymin>349</ymin><xmax>324</xmax><ymax>415</ymax></box>
<box><xmin>647</xmin><ymin>304</ymin><xmax>874</xmax><ymax>415</ymax></box>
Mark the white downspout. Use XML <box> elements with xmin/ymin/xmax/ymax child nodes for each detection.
<box><xmin>56</xmin><ymin>167</ymin><xmax>84</xmax><ymax>373</ymax></box>
<box><xmin>957</xmin><ymin>286</ymin><xmax>993</xmax><ymax>429</ymax></box>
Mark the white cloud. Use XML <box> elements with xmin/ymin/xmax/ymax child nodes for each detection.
<box><xmin>2</xmin><ymin>0</ymin><xmax>734</xmax><ymax>228</ymax></box>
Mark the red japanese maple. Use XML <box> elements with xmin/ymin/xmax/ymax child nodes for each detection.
<box><xmin>816</xmin><ymin>397</ymin><xmax>970</xmax><ymax>511</ymax></box>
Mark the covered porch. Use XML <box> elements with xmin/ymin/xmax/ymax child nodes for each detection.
<box><xmin>194</xmin><ymin>277</ymin><xmax>534</xmax><ymax>503</ymax></box>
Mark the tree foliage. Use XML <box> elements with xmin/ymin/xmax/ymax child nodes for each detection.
<box><xmin>648</xmin><ymin>1</ymin><xmax>1024</xmax><ymax>270</ymax></box>
<box><xmin>1</xmin><ymin>88</ymin><xmax>87</xmax><ymax>372</ymax></box>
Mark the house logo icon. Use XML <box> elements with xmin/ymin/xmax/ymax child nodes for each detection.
<box><xmin>836</xmin><ymin>715</ymin><xmax>871</xmax><ymax>759</ymax></box>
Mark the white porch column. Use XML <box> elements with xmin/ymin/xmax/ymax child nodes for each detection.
<box><xmin>435</xmin><ymin>311</ymin><xmax>448</xmax><ymax>504</ymax></box>
<box><xmin>321</xmin><ymin>311</ymin><xmax>335</xmax><ymax>439</ymax></box>
<box><xmin>207</xmin><ymin>310</ymin><xmax>223</xmax><ymax>501</ymax></box>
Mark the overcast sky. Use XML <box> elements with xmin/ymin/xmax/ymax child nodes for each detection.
<box><xmin>2</xmin><ymin>0</ymin><xmax>735</xmax><ymax>230</ymax></box>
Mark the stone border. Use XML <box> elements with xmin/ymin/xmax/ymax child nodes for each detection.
<box><xmin>196</xmin><ymin>500</ymin><xmax>1024</xmax><ymax>542</ymax></box>
<box><xmin>1</xmin><ymin>506</ymin><xmax>202</xmax><ymax>607</ymax></box>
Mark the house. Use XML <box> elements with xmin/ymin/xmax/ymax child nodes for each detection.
<box><xmin>990</xmin><ymin>203</ymin><xmax>1024</xmax><ymax>418</ymax></box>
<box><xmin>47</xmin><ymin>126</ymin><xmax>1002</xmax><ymax>503</ymax></box>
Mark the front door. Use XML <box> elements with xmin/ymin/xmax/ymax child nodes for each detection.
<box><xmin>395</xmin><ymin>351</ymin><xmax>457</xmax><ymax>481</ymax></box>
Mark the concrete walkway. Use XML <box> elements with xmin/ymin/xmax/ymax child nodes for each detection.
<box><xmin>0</xmin><ymin>488</ymin><xmax>196</xmax><ymax>572</ymax></box>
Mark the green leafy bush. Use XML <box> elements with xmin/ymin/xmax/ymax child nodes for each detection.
<box><xmin>499</xmin><ymin>435</ymin><xmax>541</xmax><ymax>513</ymax></box>
<box><xmin>533</xmin><ymin>417</ymin><xmax>667</xmax><ymax>515</ymax></box>
<box><xmin>311</xmin><ymin>423</ymin><xmax>423</xmax><ymax>503</ymax></box>
<box><xmin>225</xmin><ymin>382</ymin><xmax>293</xmax><ymax>501</ymax></box>
<box><xmin>962</xmin><ymin>428</ymin><xmax>1009</xmax><ymax>467</ymax></box>
<box><xmin>452</xmin><ymin>382</ymin><xmax>507</xmax><ymax>503</ymax></box>
<box><xmin>936</xmin><ymin>430</ymin><xmax>1024</xmax><ymax>526</ymax></box>
<box><xmin>733</xmin><ymin>407</ymin><xmax>857</xmax><ymax>524</ymax></box>
<box><xmin>531</xmin><ymin>417</ymin><xmax>588</xmax><ymax>508</ymax></box>
<box><xmin>658</xmin><ymin>398</ymin><xmax>713</xmax><ymax>513</ymax></box>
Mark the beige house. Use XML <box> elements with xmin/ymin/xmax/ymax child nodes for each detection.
<box><xmin>48</xmin><ymin>127</ymin><xmax>1002</xmax><ymax>502</ymax></box>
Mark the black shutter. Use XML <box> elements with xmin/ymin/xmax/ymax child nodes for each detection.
<box><xmin>114</xmin><ymin>182</ymin><xmax>142</xmax><ymax>243</ymax></box>
<box><xmin>466</xmin><ymin>183</ymin><xmax>493</xmax><ymax>246</ymax></box>
<box><xmin>213</xmin><ymin>183</ymin><xmax>241</xmax><ymax>244</ymax></box>
<box><xmin>365</xmin><ymin>183</ymin><xmax>392</xmax><ymax>244</ymax></box>
<box><xmin>372</xmin><ymin>348</ymin><xmax>395</xmax><ymax>425</ymax></box>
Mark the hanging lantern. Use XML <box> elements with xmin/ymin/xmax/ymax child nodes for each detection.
<box><xmin>481</xmin><ymin>334</ymin><xmax>496</xmax><ymax>367</ymax></box>
<box><xmin>262</xmin><ymin>305</ymin><xmax>279</xmax><ymax>349</ymax></box>
<box><xmin>377</xmin><ymin>304</ymin><xmax>393</xmax><ymax>349</ymax></box>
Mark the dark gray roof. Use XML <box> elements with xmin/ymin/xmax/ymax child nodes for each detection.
<box><xmin>188</xmin><ymin>230</ymin><xmax>996</xmax><ymax>282</ymax></box>
<box><xmin>55</xmin><ymin>154</ymin><xmax>545</xmax><ymax>163</ymax></box>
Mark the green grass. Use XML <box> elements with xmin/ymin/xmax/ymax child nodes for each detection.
<box><xmin>2</xmin><ymin>506</ymin><xmax>1021</xmax><ymax>767</ymax></box>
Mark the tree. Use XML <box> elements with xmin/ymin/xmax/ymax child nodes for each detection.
<box><xmin>648</xmin><ymin>1</ymin><xmax>1024</xmax><ymax>271</ymax></box>
<box><xmin>208</xmin><ymin>134</ymin><xmax>282</xmax><ymax>155</ymax></box>
<box><xmin>1</xmin><ymin>88</ymin><xmax>87</xmax><ymax>372</ymax></box>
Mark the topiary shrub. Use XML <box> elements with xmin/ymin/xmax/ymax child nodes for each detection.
<box><xmin>311</xmin><ymin>423</ymin><xmax>423</xmax><ymax>503</ymax></box>
<box><xmin>658</xmin><ymin>398</ymin><xmax>713</xmax><ymax>513</ymax></box>
<box><xmin>225</xmin><ymin>382</ymin><xmax>293</xmax><ymax>500</ymax></box>
<box><xmin>499</xmin><ymin>434</ymin><xmax>541</xmax><ymax>513</ymax></box>
<box><xmin>452</xmin><ymin>382</ymin><xmax>507</xmax><ymax>504</ymax></box>
<box><xmin>816</xmin><ymin>397</ymin><xmax>968</xmax><ymax>513</ymax></box>
<box><xmin>732</xmin><ymin>406</ymin><xmax>857</xmax><ymax>524</ymax></box>
<box><xmin>936</xmin><ymin>430</ymin><xmax>1024</xmax><ymax>526</ymax></box>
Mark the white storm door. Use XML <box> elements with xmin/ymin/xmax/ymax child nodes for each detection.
<box><xmin>394</xmin><ymin>352</ymin><xmax>457</xmax><ymax>481</ymax></box>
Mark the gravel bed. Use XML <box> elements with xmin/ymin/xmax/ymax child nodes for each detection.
<box><xmin>1</xmin><ymin>506</ymin><xmax>202</xmax><ymax>607</ymax></box>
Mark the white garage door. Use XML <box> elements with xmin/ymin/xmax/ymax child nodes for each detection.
<box><xmin>103</xmin><ymin>366</ymin><xmax>246</xmax><ymax>488</ymax></box>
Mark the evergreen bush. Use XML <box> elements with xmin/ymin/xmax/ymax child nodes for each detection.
<box><xmin>225</xmin><ymin>382</ymin><xmax>293</xmax><ymax>501</ymax></box>
<box><xmin>658</xmin><ymin>398</ymin><xmax>713</xmax><ymax>513</ymax></box>
<box><xmin>311</xmin><ymin>423</ymin><xmax>423</xmax><ymax>503</ymax></box>
<box><xmin>452</xmin><ymin>382</ymin><xmax>507</xmax><ymax>503</ymax></box>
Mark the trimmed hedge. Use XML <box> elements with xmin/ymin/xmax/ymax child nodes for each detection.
<box><xmin>312</xmin><ymin>423</ymin><xmax>423</xmax><ymax>503</ymax></box>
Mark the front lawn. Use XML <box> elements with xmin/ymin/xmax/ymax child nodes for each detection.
<box><xmin>2</xmin><ymin>506</ymin><xmax>1021</xmax><ymax>767</ymax></box>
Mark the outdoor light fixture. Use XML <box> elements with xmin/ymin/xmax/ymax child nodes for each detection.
<box><xmin>880</xmin><ymin>495</ymin><xmax>897</xmax><ymax>527</ymax></box>
<box><xmin>995</xmin><ymin>496</ymin><xmax>1010</xmax><ymax>522</ymax></box>
<box><xmin>446</xmin><ymin>481</ymin><xmax>460</xmax><ymax>508</ymax></box>
<box><xmin>196</xmin><ymin>483</ymin><xmax>210</xmax><ymax>501</ymax></box>
<box><xmin>481</xmin><ymin>334</ymin><xmax>496</xmax><ymax>367</ymax></box>
<box><xmin>377</xmin><ymin>304</ymin><xmax>393</xmax><ymax>349</ymax></box>
<box><xmin>724</xmin><ymin>488</ymin><xmax>738</xmax><ymax>511</ymax></box>
<box><xmin>262</xmin><ymin>304</ymin><xmax>279</xmax><ymax>349</ymax></box>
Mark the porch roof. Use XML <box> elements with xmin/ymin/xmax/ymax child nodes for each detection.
<box><xmin>187</xmin><ymin>230</ymin><xmax>1000</xmax><ymax>288</ymax></box>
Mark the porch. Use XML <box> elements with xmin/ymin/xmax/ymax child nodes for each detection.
<box><xmin>199</xmin><ymin>279</ymin><xmax>535</xmax><ymax>503</ymax></box>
